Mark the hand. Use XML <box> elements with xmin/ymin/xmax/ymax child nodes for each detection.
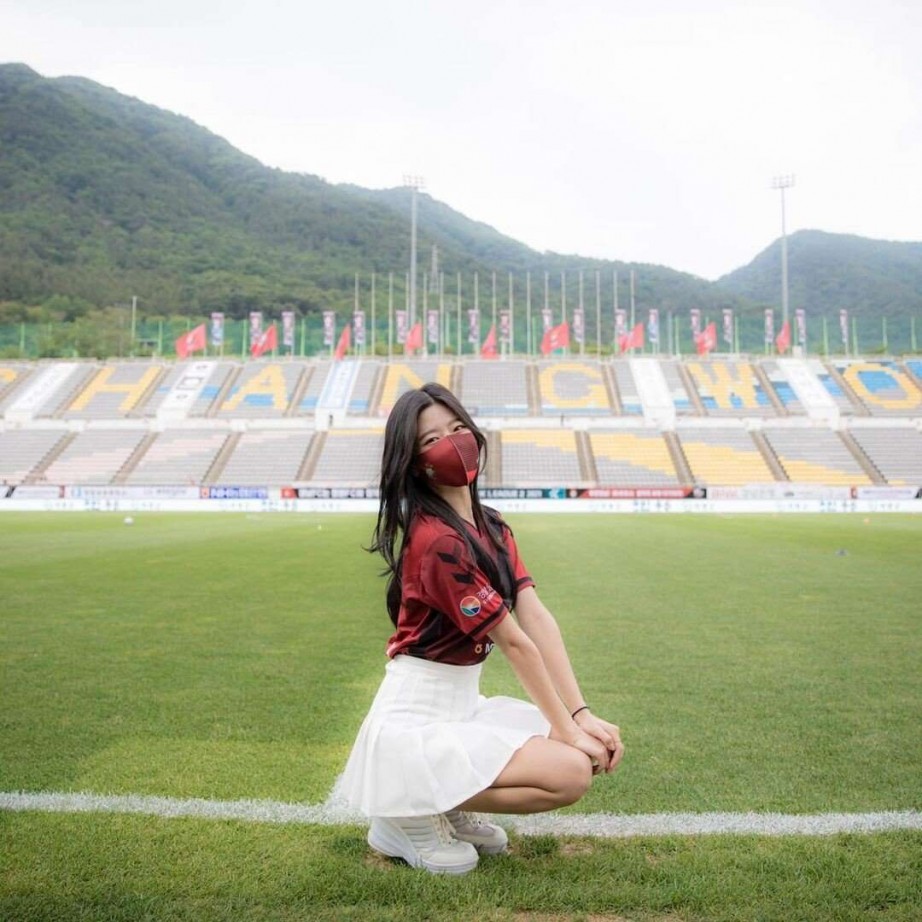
<box><xmin>574</xmin><ymin>711</ymin><xmax>624</xmax><ymax>773</ymax></box>
<box><xmin>550</xmin><ymin>724</ymin><xmax>610</xmax><ymax>774</ymax></box>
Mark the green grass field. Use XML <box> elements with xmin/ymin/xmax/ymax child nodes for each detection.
<box><xmin>2</xmin><ymin>511</ymin><xmax>921</xmax><ymax>921</ymax></box>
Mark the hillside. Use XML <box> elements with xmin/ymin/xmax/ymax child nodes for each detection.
<box><xmin>1</xmin><ymin>62</ymin><xmax>920</xmax><ymax>355</ymax></box>
<box><xmin>717</xmin><ymin>230</ymin><xmax>922</xmax><ymax>319</ymax></box>
<box><xmin>0</xmin><ymin>63</ymin><xmax>737</xmax><ymax>325</ymax></box>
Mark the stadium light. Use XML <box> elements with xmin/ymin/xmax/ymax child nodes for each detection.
<box><xmin>403</xmin><ymin>175</ymin><xmax>425</xmax><ymax>329</ymax></box>
<box><xmin>770</xmin><ymin>174</ymin><xmax>795</xmax><ymax>329</ymax></box>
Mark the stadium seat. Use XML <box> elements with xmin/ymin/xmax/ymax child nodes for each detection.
<box><xmin>500</xmin><ymin>429</ymin><xmax>582</xmax><ymax>483</ymax></box>
<box><xmin>677</xmin><ymin>427</ymin><xmax>776</xmax><ymax>485</ymax></box>
<box><xmin>762</xmin><ymin>428</ymin><xmax>871</xmax><ymax>485</ymax></box>
<box><xmin>590</xmin><ymin>431</ymin><xmax>680</xmax><ymax>484</ymax></box>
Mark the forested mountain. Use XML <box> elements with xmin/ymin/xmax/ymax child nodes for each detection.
<box><xmin>0</xmin><ymin>62</ymin><xmax>919</xmax><ymax>350</ymax></box>
<box><xmin>717</xmin><ymin>231</ymin><xmax>922</xmax><ymax>319</ymax></box>
<box><xmin>0</xmin><ymin>62</ymin><xmax>738</xmax><ymax>326</ymax></box>
<box><xmin>0</xmin><ymin>65</ymin><xmax>735</xmax><ymax>326</ymax></box>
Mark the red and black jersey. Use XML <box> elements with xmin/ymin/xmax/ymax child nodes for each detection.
<box><xmin>386</xmin><ymin>511</ymin><xmax>535</xmax><ymax>666</ymax></box>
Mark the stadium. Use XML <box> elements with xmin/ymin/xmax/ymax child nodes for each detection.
<box><xmin>3</xmin><ymin>5</ymin><xmax>922</xmax><ymax>912</ymax></box>
<box><xmin>1</xmin><ymin>352</ymin><xmax>921</xmax><ymax>511</ymax></box>
<box><xmin>2</xmin><ymin>347</ymin><xmax>922</xmax><ymax>920</ymax></box>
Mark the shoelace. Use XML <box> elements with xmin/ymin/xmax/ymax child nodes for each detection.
<box><xmin>464</xmin><ymin>812</ymin><xmax>489</xmax><ymax>830</ymax></box>
<box><xmin>431</xmin><ymin>813</ymin><xmax>457</xmax><ymax>845</ymax></box>
<box><xmin>447</xmin><ymin>810</ymin><xmax>488</xmax><ymax>831</ymax></box>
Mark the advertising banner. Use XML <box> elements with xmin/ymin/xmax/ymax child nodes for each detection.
<box><xmin>210</xmin><ymin>312</ymin><xmax>225</xmax><ymax>347</ymax></box>
<box><xmin>353</xmin><ymin>310</ymin><xmax>366</xmax><ymax>347</ymax></box>
<box><xmin>282</xmin><ymin>310</ymin><xmax>296</xmax><ymax>348</ymax></box>
<box><xmin>467</xmin><ymin>309</ymin><xmax>480</xmax><ymax>345</ymax></box>
<box><xmin>322</xmin><ymin>310</ymin><xmax>335</xmax><ymax>347</ymax></box>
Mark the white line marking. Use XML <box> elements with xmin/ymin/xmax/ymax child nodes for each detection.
<box><xmin>3</xmin><ymin>791</ymin><xmax>921</xmax><ymax>837</ymax></box>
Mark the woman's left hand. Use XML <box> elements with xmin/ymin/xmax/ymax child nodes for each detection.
<box><xmin>574</xmin><ymin>711</ymin><xmax>624</xmax><ymax>772</ymax></box>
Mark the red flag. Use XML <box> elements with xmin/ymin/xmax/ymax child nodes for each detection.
<box><xmin>540</xmin><ymin>320</ymin><xmax>570</xmax><ymax>355</ymax></box>
<box><xmin>404</xmin><ymin>321</ymin><xmax>424</xmax><ymax>353</ymax></box>
<box><xmin>775</xmin><ymin>320</ymin><xmax>791</xmax><ymax>354</ymax></box>
<box><xmin>618</xmin><ymin>322</ymin><xmax>644</xmax><ymax>354</ymax></box>
<box><xmin>250</xmin><ymin>323</ymin><xmax>278</xmax><ymax>358</ymax></box>
<box><xmin>694</xmin><ymin>321</ymin><xmax>717</xmax><ymax>356</ymax></box>
<box><xmin>334</xmin><ymin>324</ymin><xmax>351</xmax><ymax>360</ymax></box>
<box><xmin>175</xmin><ymin>323</ymin><xmax>206</xmax><ymax>359</ymax></box>
<box><xmin>480</xmin><ymin>324</ymin><xmax>498</xmax><ymax>359</ymax></box>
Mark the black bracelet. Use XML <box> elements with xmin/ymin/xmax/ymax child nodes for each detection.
<box><xmin>571</xmin><ymin>705</ymin><xmax>590</xmax><ymax>719</ymax></box>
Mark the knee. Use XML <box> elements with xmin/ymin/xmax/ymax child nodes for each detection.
<box><xmin>552</xmin><ymin>750</ymin><xmax>593</xmax><ymax>807</ymax></box>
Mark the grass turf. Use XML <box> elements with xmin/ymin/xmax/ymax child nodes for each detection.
<box><xmin>1</xmin><ymin>511</ymin><xmax>920</xmax><ymax>920</ymax></box>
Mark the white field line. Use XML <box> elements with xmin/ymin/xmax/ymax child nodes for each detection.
<box><xmin>2</xmin><ymin>790</ymin><xmax>921</xmax><ymax>837</ymax></box>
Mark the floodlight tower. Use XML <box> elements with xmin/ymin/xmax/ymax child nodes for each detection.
<box><xmin>403</xmin><ymin>175</ymin><xmax>425</xmax><ymax>328</ymax></box>
<box><xmin>771</xmin><ymin>174</ymin><xmax>795</xmax><ymax>329</ymax></box>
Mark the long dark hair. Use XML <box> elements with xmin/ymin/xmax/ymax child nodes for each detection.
<box><xmin>368</xmin><ymin>382</ymin><xmax>516</xmax><ymax>626</ymax></box>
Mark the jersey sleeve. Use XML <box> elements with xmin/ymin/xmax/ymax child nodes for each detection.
<box><xmin>416</xmin><ymin>533</ymin><xmax>509</xmax><ymax>641</ymax></box>
<box><xmin>503</xmin><ymin>525</ymin><xmax>536</xmax><ymax>594</ymax></box>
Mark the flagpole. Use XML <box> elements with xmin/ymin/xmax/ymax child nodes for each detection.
<box><xmin>544</xmin><ymin>271</ymin><xmax>550</xmax><ymax>359</ymax></box>
<box><xmin>560</xmin><ymin>271</ymin><xmax>566</xmax><ymax>324</ymax></box>
<box><xmin>595</xmin><ymin>269</ymin><xmax>601</xmax><ymax>357</ymax></box>
<box><xmin>130</xmin><ymin>296</ymin><xmax>138</xmax><ymax>356</ymax></box>
<box><xmin>473</xmin><ymin>272</ymin><xmax>479</xmax><ymax>359</ymax></box>
<box><xmin>526</xmin><ymin>271</ymin><xmax>532</xmax><ymax>357</ymax></box>
<box><xmin>578</xmin><ymin>269</ymin><xmax>584</xmax><ymax>357</ymax></box>
<box><xmin>456</xmin><ymin>272</ymin><xmax>462</xmax><ymax>357</ymax></box>
<box><xmin>491</xmin><ymin>271</ymin><xmax>497</xmax><ymax>336</ymax></box>
<box><xmin>371</xmin><ymin>272</ymin><xmax>376</xmax><ymax>358</ymax></box>
<box><xmin>612</xmin><ymin>270</ymin><xmax>618</xmax><ymax>353</ymax></box>
<box><xmin>629</xmin><ymin>269</ymin><xmax>636</xmax><ymax>330</ymax></box>
<box><xmin>354</xmin><ymin>274</ymin><xmax>360</xmax><ymax>356</ymax></box>
<box><xmin>422</xmin><ymin>271</ymin><xmax>429</xmax><ymax>359</ymax></box>
<box><xmin>439</xmin><ymin>272</ymin><xmax>445</xmax><ymax>359</ymax></box>
<box><xmin>507</xmin><ymin>271</ymin><xmax>514</xmax><ymax>360</ymax></box>
<box><xmin>388</xmin><ymin>273</ymin><xmax>394</xmax><ymax>362</ymax></box>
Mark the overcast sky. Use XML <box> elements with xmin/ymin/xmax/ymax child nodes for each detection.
<box><xmin>4</xmin><ymin>0</ymin><xmax>921</xmax><ymax>279</ymax></box>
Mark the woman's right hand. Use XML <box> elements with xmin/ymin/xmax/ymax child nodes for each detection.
<box><xmin>550</xmin><ymin>725</ymin><xmax>610</xmax><ymax>774</ymax></box>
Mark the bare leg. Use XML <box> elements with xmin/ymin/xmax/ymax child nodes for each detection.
<box><xmin>456</xmin><ymin>737</ymin><xmax>593</xmax><ymax>814</ymax></box>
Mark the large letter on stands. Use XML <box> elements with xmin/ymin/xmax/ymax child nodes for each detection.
<box><xmin>686</xmin><ymin>361</ymin><xmax>760</xmax><ymax>409</ymax></box>
<box><xmin>378</xmin><ymin>363</ymin><xmax>452</xmax><ymax>414</ymax></box>
<box><xmin>68</xmin><ymin>366</ymin><xmax>161</xmax><ymax>413</ymax></box>
<box><xmin>841</xmin><ymin>362</ymin><xmax>921</xmax><ymax>411</ymax></box>
<box><xmin>222</xmin><ymin>364</ymin><xmax>290</xmax><ymax>412</ymax></box>
<box><xmin>538</xmin><ymin>363</ymin><xmax>609</xmax><ymax>410</ymax></box>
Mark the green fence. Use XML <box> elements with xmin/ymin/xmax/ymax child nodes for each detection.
<box><xmin>0</xmin><ymin>312</ymin><xmax>919</xmax><ymax>360</ymax></box>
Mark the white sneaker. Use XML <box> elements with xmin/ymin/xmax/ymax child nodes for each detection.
<box><xmin>444</xmin><ymin>809</ymin><xmax>509</xmax><ymax>855</ymax></box>
<box><xmin>367</xmin><ymin>815</ymin><xmax>479</xmax><ymax>875</ymax></box>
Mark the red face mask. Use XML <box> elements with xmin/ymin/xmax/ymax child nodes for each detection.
<box><xmin>417</xmin><ymin>429</ymin><xmax>480</xmax><ymax>487</ymax></box>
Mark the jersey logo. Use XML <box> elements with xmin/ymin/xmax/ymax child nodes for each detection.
<box><xmin>459</xmin><ymin>596</ymin><xmax>481</xmax><ymax>618</ymax></box>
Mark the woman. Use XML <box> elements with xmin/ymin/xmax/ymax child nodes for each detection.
<box><xmin>336</xmin><ymin>383</ymin><xmax>624</xmax><ymax>874</ymax></box>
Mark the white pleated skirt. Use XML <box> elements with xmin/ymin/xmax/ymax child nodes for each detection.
<box><xmin>334</xmin><ymin>654</ymin><xmax>550</xmax><ymax>817</ymax></box>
